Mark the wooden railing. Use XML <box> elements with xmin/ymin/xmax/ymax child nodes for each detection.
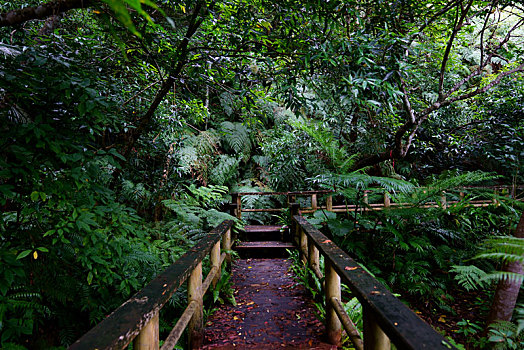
<box><xmin>69</xmin><ymin>220</ymin><xmax>234</xmax><ymax>350</ymax></box>
<box><xmin>231</xmin><ymin>185</ymin><xmax>524</xmax><ymax>218</ymax></box>
<box><xmin>290</xmin><ymin>210</ymin><xmax>455</xmax><ymax>350</ymax></box>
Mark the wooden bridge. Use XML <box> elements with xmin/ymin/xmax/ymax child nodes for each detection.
<box><xmin>70</xmin><ymin>186</ymin><xmax>522</xmax><ymax>350</ymax></box>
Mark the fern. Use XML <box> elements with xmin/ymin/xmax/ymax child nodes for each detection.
<box><xmin>451</xmin><ymin>235</ymin><xmax>524</xmax><ymax>291</ymax></box>
<box><xmin>220</xmin><ymin>121</ymin><xmax>252</xmax><ymax>161</ymax></box>
<box><xmin>232</xmin><ymin>184</ymin><xmax>276</xmax><ymax>224</ymax></box>
<box><xmin>489</xmin><ymin>317</ymin><xmax>524</xmax><ymax>350</ymax></box>
<box><xmin>476</xmin><ymin>236</ymin><xmax>524</xmax><ymax>265</ymax></box>
<box><xmin>209</xmin><ymin>155</ymin><xmax>241</xmax><ymax>186</ymax></box>
<box><xmin>290</xmin><ymin>117</ymin><xmax>356</xmax><ymax>172</ymax></box>
<box><xmin>450</xmin><ymin>265</ymin><xmax>490</xmax><ymax>291</ymax></box>
<box><xmin>177</xmin><ymin>130</ymin><xmax>221</xmax><ymax>183</ymax></box>
<box><xmin>312</xmin><ymin>169</ymin><xmax>415</xmax><ymax>194</ymax></box>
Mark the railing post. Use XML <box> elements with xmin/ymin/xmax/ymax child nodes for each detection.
<box><xmin>188</xmin><ymin>262</ymin><xmax>203</xmax><ymax>349</ymax></box>
<box><xmin>493</xmin><ymin>189</ymin><xmax>499</xmax><ymax>206</ymax></box>
<box><xmin>325</xmin><ymin>260</ymin><xmax>342</xmax><ymax>346</ymax></box>
<box><xmin>300</xmin><ymin>225</ymin><xmax>308</xmax><ymax>264</ymax></box>
<box><xmin>222</xmin><ymin>227</ymin><xmax>232</xmax><ymax>268</ymax></box>
<box><xmin>363</xmin><ymin>305</ymin><xmax>390</xmax><ymax>350</ymax></box>
<box><xmin>133</xmin><ymin>312</ymin><xmax>159</xmax><ymax>350</ymax></box>
<box><xmin>290</xmin><ymin>203</ymin><xmax>300</xmax><ymax>246</ymax></box>
<box><xmin>211</xmin><ymin>241</ymin><xmax>221</xmax><ymax>288</ymax></box>
<box><xmin>235</xmin><ymin>194</ymin><xmax>242</xmax><ymax>219</ymax></box>
<box><xmin>440</xmin><ymin>191</ymin><xmax>447</xmax><ymax>209</ymax></box>
<box><xmin>308</xmin><ymin>238</ymin><xmax>319</xmax><ymax>272</ymax></box>
<box><xmin>326</xmin><ymin>195</ymin><xmax>333</xmax><ymax>211</ymax></box>
<box><xmin>311</xmin><ymin>193</ymin><xmax>318</xmax><ymax>211</ymax></box>
<box><xmin>308</xmin><ymin>237</ymin><xmax>320</xmax><ymax>286</ymax></box>
<box><xmin>383</xmin><ymin>193</ymin><xmax>390</xmax><ymax>208</ymax></box>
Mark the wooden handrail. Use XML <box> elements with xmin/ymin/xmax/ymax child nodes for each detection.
<box><xmin>232</xmin><ymin>185</ymin><xmax>523</xmax><ymax>219</ymax></box>
<box><xmin>69</xmin><ymin>220</ymin><xmax>234</xmax><ymax>350</ymax></box>
<box><xmin>292</xmin><ymin>215</ymin><xmax>456</xmax><ymax>349</ymax></box>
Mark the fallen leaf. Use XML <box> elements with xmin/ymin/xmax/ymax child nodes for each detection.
<box><xmin>438</xmin><ymin>315</ymin><xmax>446</xmax><ymax>323</ymax></box>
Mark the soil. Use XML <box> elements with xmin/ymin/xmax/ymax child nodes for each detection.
<box><xmin>402</xmin><ymin>288</ymin><xmax>491</xmax><ymax>349</ymax></box>
<box><xmin>201</xmin><ymin>258</ymin><xmax>337</xmax><ymax>349</ymax></box>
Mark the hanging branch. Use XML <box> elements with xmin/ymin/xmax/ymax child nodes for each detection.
<box><xmin>437</xmin><ymin>0</ymin><xmax>474</xmax><ymax>101</ymax></box>
<box><xmin>0</xmin><ymin>0</ymin><xmax>93</xmax><ymax>27</ymax></box>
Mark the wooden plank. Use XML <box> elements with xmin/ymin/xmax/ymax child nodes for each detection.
<box><xmin>233</xmin><ymin>190</ymin><xmax>334</xmax><ymax>196</ymax></box>
<box><xmin>293</xmin><ymin>216</ymin><xmax>455</xmax><ymax>350</ymax></box>
<box><xmin>235</xmin><ymin>241</ymin><xmax>295</xmax><ymax>249</ymax></box>
<box><xmin>70</xmin><ymin>220</ymin><xmax>235</xmax><ymax>350</ymax></box>
<box><xmin>241</xmin><ymin>208</ymin><xmax>284</xmax><ymax>212</ymax></box>
<box><xmin>244</xmin><ymin>225</ymin><xmax>285</xmax><ymax>232</ymax></box>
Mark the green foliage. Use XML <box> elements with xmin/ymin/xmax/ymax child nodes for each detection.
<box><xmin>209</xmin><ymin>155</ymin><xmax>241</xmax><ymax>186</ymax></box>
<box><xmin>489</xmin><ymin>309</ymin><xmax>524</xmax><ymax>350</ymax></box>
<box><xmin>178</xmin><ymin>131</ymin><xmax>221</xmax><ymax>184</ymax></box>
<box><xmin>211</xmin><ymin>266</ymin><xmax>236</xmax><ymax>306</ymax></box>
<box><xmin>317</xmin><ymin>171</ymin><xmax>517</xmax><ymax>312</ymax></box>
<box><xmin>220</xmin><ymin>122</ymin><xmax>252</xmax><ymax>162</ymax></box>
<box><xmin>1</xmin><ymin>0</ymin><xmax>523</xmax><ymax>347</ymax></box>
<box><xmin>450</xmin><ymin>265</ymin><xmax>490</xmax><ymax>292</ymax></box>
<box><xmin>163</xmin><ymin>184</ymin><xmax>240</xmax><ymax>232</ymax></box>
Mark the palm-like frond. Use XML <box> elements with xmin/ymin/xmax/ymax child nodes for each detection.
<box><xmin>476</xmin><ymin>236</ymin><xmax>524</xmax><ymax>264</ymax></box>
<box><xmin>312</xmin><ymin>170</ymin><xmax>415</xmax><ymax>194</ymax></box>
<box><xmin>220</xmin><ymin>121</ymin><xmax>252</xmax><ymax>161</ymax></box>
<box><xmin>210</xmin><ymin>155</ymin><xmax>241</xmax><ymax>186</ymax></box>
<box><xmin>450</xmin><ymin>265</ymin><xmax>490</xmax><ymax>291</ymax></box>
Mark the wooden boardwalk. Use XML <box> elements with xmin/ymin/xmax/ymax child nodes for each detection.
<box><xmin>201</xmin><ymin>258</ymin><xmax>335</xmax><ymax>349</ymax></box>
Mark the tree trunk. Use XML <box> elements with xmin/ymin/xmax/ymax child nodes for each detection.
<box><xmin>485</xmin><ymin>212</ymin><xmax>524</xmax><ymax>327</ymax></box>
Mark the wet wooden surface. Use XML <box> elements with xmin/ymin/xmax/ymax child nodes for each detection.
<box><xmin>201</xmin><ymin>259</ymin><xmax>336</xmax><ymax>349</ymax></box>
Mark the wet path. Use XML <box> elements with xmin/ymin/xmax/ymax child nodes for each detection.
<box><xmin>201</xmin><ymin>258</ymin><xmax>336</xmax><ymax>349</ymax></box>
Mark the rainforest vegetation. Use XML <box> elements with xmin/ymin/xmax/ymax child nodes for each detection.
<box><xmin>1</xmin><ymin>0</ymin><xmax>524</xmax><ymax>349</ymax></box>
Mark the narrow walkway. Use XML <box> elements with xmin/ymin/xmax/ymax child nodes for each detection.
<box><xmin>201</xmin><ymin>259</ymin><xmax>336</xmax><ymax>349</ymax></box>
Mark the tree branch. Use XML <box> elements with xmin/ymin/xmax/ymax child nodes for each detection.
<box><xmin>438</xmin><ymin>0</ymin><xmax>474</xmax><ymax>101</ymax></box>
<box><xmin>119</xmin><ymin>0</ymin><xmax>212</xmax><ymax>157</ymax></box>
<box><xmin>0</xmin><ymin>0</ymin><xmax>93</xmax><ymax>27</ymax></box>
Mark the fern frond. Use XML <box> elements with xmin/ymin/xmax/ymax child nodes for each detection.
<box><xmin>220</xmin><ymin>121</ymin><xmax>252</xmax><ymax>161</ymax></box>
<box><xmin>475</xmin><ymin>236</ymin><xmax>524</xmax><ymax>264</ymax></box>
<box><xmin>209</xmin><ymin>155</ymin><xmax>241</xmax><ymax>186</ymax></box>
<box><xmin>480</xmin><ymin>271</ymin><xmax>524</xmax><ymax>285</ymax></box>
<box><xmin>312</xmin><ymin>170</ymin><xmax>415</xmax><ymax>194</ymax></box>
<box><xmin>450</xmin><ymin>265</ymin><xmax>490</xmax><ymax>291</ymax></box>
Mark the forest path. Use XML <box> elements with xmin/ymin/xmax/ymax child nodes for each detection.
<box><xmin>201</xmin><ymin>258</ymin><xmax>336</xmax><ymax>349</ymax></box>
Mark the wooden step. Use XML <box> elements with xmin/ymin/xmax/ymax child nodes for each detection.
<box><xmin>234</xmin><ymin>240</ymin><xmax>295</xmax><ymax>258</ymax></box>
<box><xmin>235</xmin><ymin>241</ymin><xmax>295</xmax><ymax>249</ymax></box>
<box><xmin>244</xmin><ymin>225</ymin><xmax>286</xmax><ymax>233</ymax></box>
<box><xmin>240</xmin><ymin>225</ymin><xmax>289</xmax><ymax>242</ymax></box>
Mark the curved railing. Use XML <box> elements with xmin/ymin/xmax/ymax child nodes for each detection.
<box><xmin>69</xmin><ymin>220</ymin><xmax>234</xmax><ymax>350</ymax></box>
<box><xmin>291</xmin><ymin>211</ymin><xmax>456</xmax><ymax>349</ymax></box>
